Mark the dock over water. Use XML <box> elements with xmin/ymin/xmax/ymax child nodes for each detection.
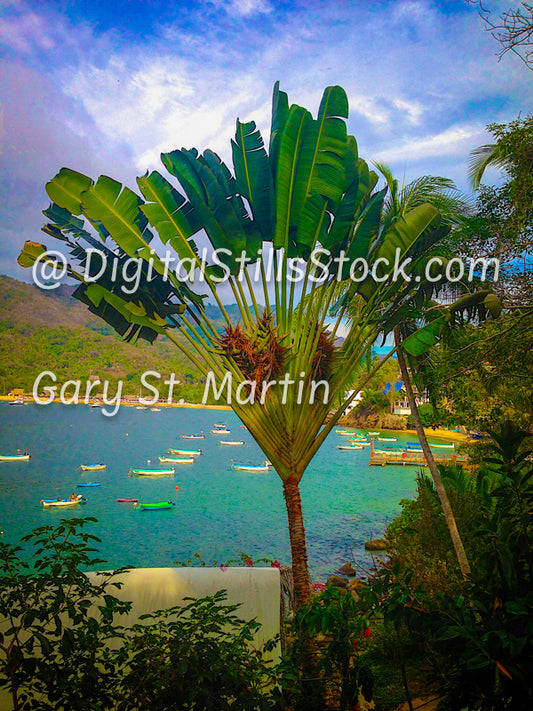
<box><xmin>368</xmin><ymin>440</ymin><xmax>469</xmax><ymax>467</ymax></box>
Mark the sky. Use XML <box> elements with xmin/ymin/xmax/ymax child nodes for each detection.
<box><xmin>0</xmin><ymin>0</ymin><xmax>531</xmax><ymax>282</ymax></box>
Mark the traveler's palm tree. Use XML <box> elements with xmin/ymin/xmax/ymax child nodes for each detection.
<box><xmin>19</xmin><ymin>84</ymin><xmax>474</xmax><ymax>605</ymax></box>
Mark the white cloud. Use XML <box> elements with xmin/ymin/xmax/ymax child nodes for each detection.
<box><xmin>373</xmin><ymin>125</ymin><xmax>486</xmax><ymax>163</ymax></box>
<box><xmin>0</xmin><ymin>10</ymin><xmax>55</xmax><ymax>54</ymax></box>
<box><xmin>1</xmin><ymin>0</ymin><xmax>531</xmax><ymax>280</ymax></box>
<box><xmin>349</xmin><ymin>94</ymin><xmax>390</xmax><ymax>126</ymax></box>
<box><xmin>392</xmin><ymin>98</ymin><xmax>424</xmax><ymax>125</ymax></box>
<box><xmin>392</xmin><ymin>0</ymin><xmax>436</xmax><ymax>27</ymax></box>
<box><xmin>211</xmin><ymin>0</ymin><xmax>273</xmax><ymax>16</ymax></box>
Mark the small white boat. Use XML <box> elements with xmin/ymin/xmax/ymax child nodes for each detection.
<box><xmin>219</xmin><ymin>440</ymin><xmax>244</xmax><ymax>446</ymax></box>
<box><xmin>337</xmin><ymin>445</ymin><xmax>363</xmax><ymax>450</ymax></box>
<box><xmin>89</xmin><ymin>402</ymin><xmax>101</xmax><ymax>408</ymax></box>
<box><xmin>368</xmin><ymin>431</ymin><xmax>380</xmax><ymax>436</ymax></box>
<box><xmin>41</xmin><ymin>495</ymin><xmax>85</xmax><ymax>508</ymax></box>
<box><xmin>429</xmin><ymin>442</ymin><xmax>455</xmax><ymax>449</ymax></box>
<box><xmin>129</xmin><ymin>468</ymin><xmax>175</xmax><ymax>476</ymax></box>
<box><xmin>210</xmin><ymin>428</ymin><xmax>231</xmax><ymax>435</ymax></box>
<box><xmin>150</xmin><ymin>407</ymin><xmax>161</xmax><ymax>412</ymax></box>
<box><xmin>136</xmin><ymin>406</ymin><xmax>147</xmax><ymax>410</ymax></box>
<box><xmin>168</xmin><ymin>448</ymin><xmax>201</xmax><ymax>456</ymax></box>
<box><xmin>378</xmin><ymin>437</ymin><xmax>397</xmax><ymax>442</ymax></box>
<box><xmin>181</xmin><ymin>434</ymin><xmax>205</xmax><ymax>440</ymax></box>
<box><xmin>158</xmin><ymin>456</ymin><xmax>194</xmax><ymax>464</ymax></box>
<box><xmin>79</xmin><ymin>463</ymin><xmax>106</xmax><ymax>471</ymax></box>
<box><xmin>349</xmin><ymin>441</ymin><xmax>370</xmax><ymax>446</ymax></box>
<box><xmin>231</xmin><ymin>463</ymin><xmax>270</xmax><ymax>473</ymax></box>
<box><xmin>0</xmin><ymin>453</ymin><xmax>30</xmax><ymax>461</ymax></box>
<box><xmin>335</xmin><ymin>429</ymin><xmax>355</xmax><ymax>436</ymax></box>
<box><xmin>9</xmin><ymin>398</ymin><xmax>24</xmax><ymax>405</ymax></box>
<box><xmin>213</xmin><ymin>423</ymin><xmax>227</xmax><ymax>429</ymax></box>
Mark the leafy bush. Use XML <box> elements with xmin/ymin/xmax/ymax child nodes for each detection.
<box><xmin>366</xmin><ymin>421</ymin><xmax>533</xmax><ymax>710</ymax></box>
<box><xmin>117</xmin><ymin>592</ymin><xmax>280</xmax><ymax>711</ymax></box>
<box><xmin>0</xmin><ymin>517</ymin><xmax>131</xmax><ymax>710</ymax></box>
<box><xmin>0</xmin><ymin>518</ymin><xmax>282</xmax><ymax>711</ymax></box>
<box><xmin>282</xmin><ymin>584</ymin><xmax>373</xmax><ymax>711</ymax></box>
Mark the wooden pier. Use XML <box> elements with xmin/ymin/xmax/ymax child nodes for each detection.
<box><xmin>368</xmin><ymin>439</ymin><xmax>469</xmax><ymax>467</ymax></box>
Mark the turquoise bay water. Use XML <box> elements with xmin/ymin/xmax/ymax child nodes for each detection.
<box><xmin>0</xmin><ymin>403</ymin><xmax>420</xmax><ymax>580</ymax></box>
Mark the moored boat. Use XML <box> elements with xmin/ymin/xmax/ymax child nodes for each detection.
<box><xmin>231</xmin><ymin>463</ymin><xmax>270</xmax><ymax>473</ymax></box>
<box><xmin>218</xmin><ymin>440</ymin><xmax>244</xmax><ymax>446</ymax></box>
<box><xmin>158</xmin><ymin>456</ymin><xmax>194</xmax><ymax>464</ymax></box>
<box><xmin>40</xmin><ymin>495</ymin><xmax>85</xmax><ymax>507</ymax></box>
<box><xmin>181</xmin><ymin>434</ymin><xmax>205</xmax><ymax>440</ymax></box>
<box><xmin>76</xmin><ymin>482</ymin><xmax>101</xmax><ymax>487</ymax></box>
<box><xmin>79</xmin><ymin>463</ymin><xmax>106</xmax><ymax>471</ymax></box>
<box><xmin>210</xmin><ymin>428</ymin><xmax>231</xmax><ymax>435</ymax></box>
<box><xmin>428</xmin><ymin>442</ymin><xmax>455</xmax><ymax>449</ymax></box>
<box><xmin>168</xmin><ymin>448</ymin><xmax>201</xmax><ymax>456</ymax></box>
<box><xmin>337</xmin><ymin>445</ymin><xmax>363</xmax><ymax>450</ymax></box>
<box><xmin>137</xmin><ymin>501</ymin><xmax>175</xmax><ymax>511</ymax></box>
<box><xmin>150</xmin><ymin>407</ymin><xmax>161</xmax><ymax>412</ymax></box>
<box><xmin>0</xmin><ymin>453</ymin><xmax>30</xmax><ymax>461</ymax></box>
<box><xmin>117</xmin><ymin>498</ymin><xmax>139</xmax><ymax>502</ymax></box>
<box><xmin>378</xmin><ymin>437</ymin><xmax>397</xmax><ymax>442</ymax></box>
<box><xmin>368</xmin><ymin>431</ymin><xmax>380</xmax><ymax>436</ymax></box>
<box><xmin>129</xmin><ymin>468</ymin><xmax>175</xmax><ymax>476</ymax></box>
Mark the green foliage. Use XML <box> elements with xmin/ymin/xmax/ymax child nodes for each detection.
<box><xmin>355</xmin><ymin>388</ymin><xmax>390</xmax><ymax>417</ymax></box>
<box><xmin>282</xmin><ymin>585</ymin><xmax>372</xmax><ymax>711</ymax></box>
<box><xmin>117</xmin><ymin>591</ymin><xmax>281</xmax><ymax>711</ymax></box>
<box><xmin>418</xmin><ymin>312</ymin><xmax>533</xmax><ymax>429</ymax></box>
<box><xmin>457</xmin><ymin>115</ymin><xmax>533</xmax><ymax>303</ymax></box>
<box><xmin>0</xmin><ymin>517</ymin><xmax>132</xmax><ymax>711</ymax></box>
<box><xmin>0</xmin><ymin>519</ymin><xmax>283</xmax><ymax>711</ymax></box>
<box><xmin>366</xmin><ymin>421</ymin><xmax>533</xmax><ymax>710</ymax></box>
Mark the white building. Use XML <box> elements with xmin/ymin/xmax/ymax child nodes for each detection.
<box><xmin>343</xmin><ymin>389</ymin><xmax>363</xmax><ymax>415</ymax></box>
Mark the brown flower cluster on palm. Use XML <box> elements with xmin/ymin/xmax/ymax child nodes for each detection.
<box><xmin>217</xmin><ymin>311</ymin><xmax>288</xmax><ymax>386</ymax></box>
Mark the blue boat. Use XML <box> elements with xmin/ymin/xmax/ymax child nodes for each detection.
<box><xmin>77</xmin><ymin>482</ymin><xmax>101</xmax><ymax>487</ymax></box>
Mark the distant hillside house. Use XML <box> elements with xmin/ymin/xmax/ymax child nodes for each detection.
<box><xmin>392</xmin><ymin>382</ymin><xmax>430</xmax><ymax>415</ymax></box>
<box><xmin>343</xmin><ymin>389</ymin><xmax>363</xmax><ymax>414</ymax></box>
<box><xmin>8</xmin><ymin>388</ymin><xmax>24</xmax><ymax>397</ymax></box>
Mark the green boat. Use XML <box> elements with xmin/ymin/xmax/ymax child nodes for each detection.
<box><xmin>138</xmin><ymin>501</ymin><xmax>175</xmax><ymax>511</ymax></box>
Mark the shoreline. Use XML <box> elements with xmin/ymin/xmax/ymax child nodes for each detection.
<box><xmin>376</xmin><ymin>427</ymin><xmax>470</xmax><ymax>443</ymax></box>
<box><xmin>0</xmin><ymin>395</ymin><xmax>232</xmax><ymax>411</ymax></box>
<box><xmin>0</xmin><ymin>397</ymin><xmax>471</xmax><ymax>438</ymax></box>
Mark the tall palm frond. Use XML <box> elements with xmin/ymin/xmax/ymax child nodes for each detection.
<box><xmin>468</xmin><ymin>143</ymin><xmax>511</xmax><ymax>189</ymax></box>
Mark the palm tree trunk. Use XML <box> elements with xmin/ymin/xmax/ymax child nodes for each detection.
<box><xmin>283</xmin><ymin>477</ymin><xmax>312</xmax><ymax>608</ymax></box>
<box><xmin>394</xmin><ymin>329</ymin><xmax>471</xmax><ymax>579</ymax></box>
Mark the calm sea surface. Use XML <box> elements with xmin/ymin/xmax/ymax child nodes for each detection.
<box><xmin>0</xmin><ymin>402</ymin><xmax>422</xmax><ymax>580</ymax></box>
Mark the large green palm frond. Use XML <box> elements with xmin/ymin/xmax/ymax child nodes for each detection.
<box><xmin>468</xmin><ymin>142</ymin><xmax>511</xmax><ymax>188</ymax></box>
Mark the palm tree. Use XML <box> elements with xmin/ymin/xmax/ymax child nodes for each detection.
<box><xmin>468</xmin><ymin>142</ymin><xmax>511</xmax><ymax>189</ymax></box>
<box><xmin>340</xmin><ymin>163</ymin><xmax>490</xmax><ymax>579</ymax></box>
<box><xmin>19</xmin><ymin>84</ymin><xmax>461</xmax><ymax>607</ymax></box>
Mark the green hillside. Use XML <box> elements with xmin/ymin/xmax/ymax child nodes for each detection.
<box><xmin>0</xmin><ymin>275</ymin><xmax>219</xmax><ymax>402</ymax></box>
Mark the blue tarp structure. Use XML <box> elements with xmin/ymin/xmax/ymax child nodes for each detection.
<box><xmin>382</xmin><ymin>381</ymin><xmax>404</xmax><ymax>394</ymax></box>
